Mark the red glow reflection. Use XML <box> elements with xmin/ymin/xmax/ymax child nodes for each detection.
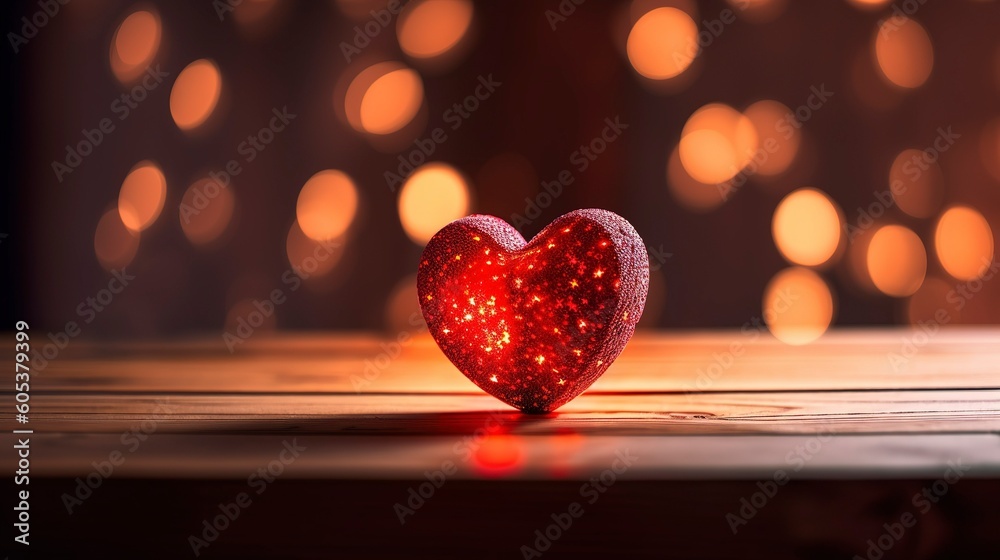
<box><xmin>472</xmin><ymin>434</ymin><xmax>525</xmax><ymax>477</ymax></box>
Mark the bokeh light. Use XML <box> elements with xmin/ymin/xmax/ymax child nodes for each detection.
<box><xmin>286</xmin><ymin>221</ymin><xmax>343</xmax><ymax>279</ymax></box>
<box><xmin>361</xmin><ymin>70</ymin><xmax>423</xmax><ymax>134</ymax></box>
<box><xmin>180</xmin><ymin>178</ymin><xmax>235</xmax><ymax>246</ymax></box>
<box><xmin>934</xmin><ymin>206</ymin><xmax>995</xmax><ymax>281</ymax></box>
<box><xmin>772</xmin><ymin>188</ymin><xmax>843</xmax><ymax>267</ymax></box>
<box><xmin>398</xmin><ymin>163</ymin><xmax>471</xmax><ymax>245</ymax></box>
<box><xmin>763</xmin><ymin>267</ymin><xmax>834</xmax><ymax>345</ymax></box>
<box><xmin>626</xmin><ymin>7</ymin><xmax>698</xmax><ymax>80</ymax></box>
<box><xmin>296</xmin><ymin>170</ymin><xmax>359</xmax><ymax>242</ymax></box>
<box><xmin>679</xmin><ymin>104</ymin><xmax>759</xmax><ymax>185</ymax></box>
<box><xmin>889</xmin><ymin>149</ymin><xmax>944</xmax><ymax>218</ymax></box>
<box><xmin>866</xmin><ymin>225</ymin><xmax>927</xmax><ymax>297</ymax></box>
<box><xmin>397</xmin><ymin>0</ymin><xmax>474</xmax><ymax>61</ymax></box>
<box><xmin>118</xmin><ymin>161</ymin><xmax>166</xmax><ymax>232</ymax></box>
<box><xmin>344</xmin><ymin>62</ymin><xmax>424</xmax><ymax>136</ymax></box>
<box><xmin>95</xmin><ymin>209</ymin><xmax>140</xmax><ymax>271</ymax></box>
<box><xmin>110</xmin><ymin>9</ymin><xmax>162</xmax><ymax>83</ymax></box>
<box><xmin>847</xmin><ymin>0</ymin><xmax>891</xmax><ymax>8</ymax></box>
<box><xmin>874</xmin><ymin>17</ymin><xmax>934</xmax><ymax>89</ymax></box>
<box><xmin>17</xmin><ymin>1</ymin><xmax>1000</xmax><ymax>343</ymax></box>
<box><xmin>744</xmin><ymin>100</ymin><xmax>800</xmax><ymax>177</ymax></box>
<box><xmin>170</xmin><ymin>59</ymin><xmax>223</xmax><ymax>131</ymax></box>
<box><xmin>666</xmin><ymin>144</ymin><xmax>727</xmax><ymax>212</ymax></box>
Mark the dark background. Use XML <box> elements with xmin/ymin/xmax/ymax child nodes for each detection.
<box><xmin>3</xmin><ymin>0</ymin><xmax>998</xmax><ymax>339</ymax></box>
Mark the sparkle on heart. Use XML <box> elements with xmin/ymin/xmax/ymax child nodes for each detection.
<box><xmin>417</xmin><ymin>209</ymin><xmax>649</xmax><ymax>413</ymax></box>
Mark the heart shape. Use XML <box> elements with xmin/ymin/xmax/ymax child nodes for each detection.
<box><xmin>417</xmin><ymin>209</ymin><xmax>649</xmax><ymax>413</ymax></box>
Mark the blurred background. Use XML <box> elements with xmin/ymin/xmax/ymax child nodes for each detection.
<box><xmin>3</xmin><ymin>0</ymin><xmax>999</xmax><ymax>345</ymax></box>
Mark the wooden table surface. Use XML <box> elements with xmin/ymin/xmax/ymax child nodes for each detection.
<box><xmin>5</xmin><ymin>328</ymin><xmax>1000</xmax><ymax>558</ymax></box>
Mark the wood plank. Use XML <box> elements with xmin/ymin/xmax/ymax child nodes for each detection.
<box><xmin>17</xmin><ymin>432</ymin><xmax>1000</xmax><ymax>479</ymax></box>
<box><xmin>12</xmin><ymin>328</ymin><xmax>1000</xmax><ymax>394</ymax></box>
<box><xmin>8</xmin><ymin>390</ymin><xmax>1000</xmax><ymax>435</ymax></box>
<box><xmin>4</xmin><ymin>331</ymin><xmax>998</xmax><ymax>481</ymax></box>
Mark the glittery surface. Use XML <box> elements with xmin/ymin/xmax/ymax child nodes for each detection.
<box><xmin>417</xmin><ymin>209</ymin><xmax>650</xmax><ymax>413</ymax></box>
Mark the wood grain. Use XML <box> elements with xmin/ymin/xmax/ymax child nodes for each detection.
<box><xmin>13</xmin><ymin>328</ymin><xmax>1000</xmax><ymax>394</ymax></box>
<box><xmin>7</xmin><ymin>329</ymin><xmax>1000</xmax><ymax>558</ymax></box>
<box><xmin>3</xmin><ymin>329</ymin><xmax>1000</xmax><ymax>480</ymax></box>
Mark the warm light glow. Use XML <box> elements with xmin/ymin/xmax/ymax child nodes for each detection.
<box><xmin>111</xmin><ymin>9</ymin><xmax>161</xmax><ymax>82</ymax></box>
<box><xmin>744</xmin><ymin>100</ymin><xmax>799</xmax><ymax>176</ymax></box>
<box><xmin>763</xmin><ymin>267</ymin><xmax>834</xmax><ymax>345</ymax></box>
<box><xmin>344</xmin><ymin>62</ymin><xmax>424</xmax><ymax>135</ymax></box>
<box><xmin>889</xmin><ymin>149</ymin><xmax>943</xmax><ymax>218</ymax></box>
<box><xmin>397</xmin><ymin>0</ymin><xmax>473</xmax><ymax>60</ymax></box>
<box><xmin>170</xmin><ymin>59</ymin><xmax>222</xmax><ymax>130</ymax></box>
<box><xmin>874</xmin><ymin>17</ymin><xmax>934</xmax><ymax>89</ymax></box>
<box><xmin>296</xmin><ymin>170</ymin><xmax>359</xmax><ymax>242</ymax></box>
<box><xmin>934</xmin><ymin>206</ymin><xmax>995</xmax><ymax>281</ymax></box>
<box><xmin>867</xmin><ymin>225</ymin><xmax>926</xmax><ymax>297</ymax></box>
<box><xmin>666</xmin><ymin>144</ymin><xmax>727</xmax><ymax>212</ymax></box>
<box><xmin>847</xmin><ymin>0</ymin><xmax>891</xmax><ymax>8</ymax></box>
<box><xmin>772</xmin><ymin>188</ymin><xmax>842</xmax><ymax>267</ymax></box>
<box><xmin>361</xmin><ymin>69</ymin><xmax>423</xmax><ymax>134</ymax></box>
<box><xmin>679</xmin><ymin>104</ymin><xmax>758</xmax><ymax>185</ymax></box>
<box><xmin>286</xmin><ymin>221</ymin><xmax>343</xmax><ymax>279</ymax></box>
<box><xmin>118</xmin><ymin>161</ymin><xmax>166</xmax><ymax>232</ymax></box>
<box><xmin>680</xmin><ymin>130</ymin><xmax>735</xmax><ymax>183</ymax></box>
<box><xmin>626</xmin><ymin>7</ymin><xmax>698</xmax><ymax>80</ymax></box>
<box><xmin>472</xmin><ymin>434</ymin><xmax>524</xmax><ymax>477</ymax></box>
<box><xmin>180</xmin><ymin>178</ymin><xmax>235</xmax><ymax>246</ymax></box>
<box><xmin>94</xmin><ymin>209</ymin><xmax>139</xmax><ymax>271</ymax></box>
<box><xmin>398</xmin><ymin>163</ymin><xmax>470</xmax><ymax>244</ymax></box>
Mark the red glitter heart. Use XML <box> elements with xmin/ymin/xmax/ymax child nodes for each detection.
<box><xmin>417</xmin><ymin>209</ymin><xmax>649</xmax><ymax>413</ymax></box>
